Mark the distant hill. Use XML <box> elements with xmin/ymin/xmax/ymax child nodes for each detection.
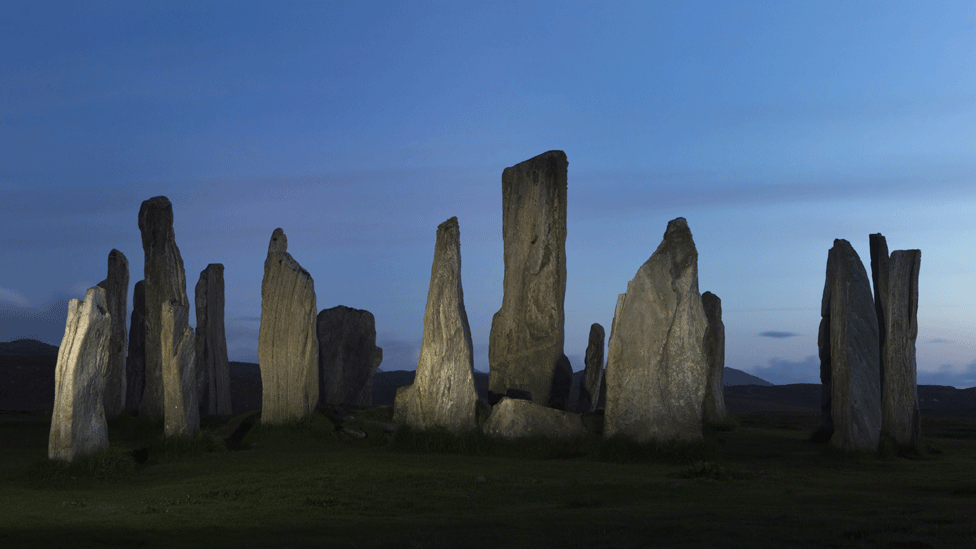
<box><xmin>0</xmin><ymin>339</ymin><xmax>59</xmax><ymax>357</ymax></box>
<box><xmin>724</xmin><ymin>367</ymin><xmax>773</xmax><ymax>386</ymax></box>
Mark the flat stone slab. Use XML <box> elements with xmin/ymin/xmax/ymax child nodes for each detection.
<box><xmin>482</xmin><ymin>397</ymin><xmax>586</xmax><ymax>439</ymax></box>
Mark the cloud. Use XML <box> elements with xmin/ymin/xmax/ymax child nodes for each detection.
<box><xmin>918</xmin><ymin>362</ymin><xmax>976</xmax><ymax>389</ymax></box>
<box><xmin>750</xmin><ymin>355</ymin><xmax>821</xmax><ymax>385</ymax></box>
<box><xmin>0</xmin><ymin>287</ymin><xmax>31</xmax><ymax>308</ymax></box>
<box><xmin>924</xmin><ymin>338</ymin><xmax>952</xmax><ymax>344</ymax></box>
<box><xmin>759</xmin><ymin>331</ymin><xmax>800</xmax><ymax>339</ymax></box>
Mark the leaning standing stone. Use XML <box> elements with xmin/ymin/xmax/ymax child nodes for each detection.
<box><xmin>138</xmin><ymin>196</ymin><xmax>190</xmax><ymax>422</ymax></box>
<box><xmin>258</xmin><ymin>228</ymin><xmax>319</xmax><ymax>424</ymax></box>
<box><xmin>125</xmin><ymin>280</ymin><xmax>146</xmax><ymax>413</ymax></box>
<box><xmin>604</xmin><ymin>217</ymin><xmax>709</xmax><ymax>442</ymax></box>
<box><xmin>882</xmin><ymin>249</ymin><xmax>921</xmax><ymax>448</ymax></box>
<box><xmin>49</xmin><ymin>287</ymin><xmax>112</xmax><ymax>462</ymax></box>
<box><xmin>701</xmin><ymin>291</ymin><xmax>727</xmax><ymax>423</ymax></box>
<box><xmin>488</xmin><ymin>150</ymin><xmax>569</xmax><ymax>408</ymax></box>
<box><xmin>162</xmin><ymin>300</ymin><xmax>198</xmax><ymax>436</ymax></box>
<box><xmin>394</xmin><ymin>217</ymin><xmax>478</xmax><ymax>432</ymax></box>
<box><xmin>818</xmin><ymin>239</ymin><xmax>882</xmax><ymax>452</ymax></box>
<box><xmin>96</xmin><ymin>248</ymin><xmax>129</xmax><ymax>420</ymax></box>
<box><xmin>578</xmin><ymin>323</ymin><xmax>605</xmax><ymax>413</ymax></box>
<box><xmin>195</xmin><ymin>264</ymin><xmax>232</xmax><ymax>417</ymax></box>
<box><xmin>317</xmin><ymin>306</ymin><xmax>383</xmax><ymax>408</ymax></box>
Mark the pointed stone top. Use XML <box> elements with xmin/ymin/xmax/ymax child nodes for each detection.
<box><xmin>438</xmin><ymin>216</ymin><xmax>459</xmax><ymax>235</ymax></box>
<box><xmin>269</xmin><ymin>228</ymin><xmax>288</xmax><ymax>254</ymax></box>
<box><xmin>656</xmin><ymin>217</ymin><xmax>697</xmax><ymax>274</ymax></box>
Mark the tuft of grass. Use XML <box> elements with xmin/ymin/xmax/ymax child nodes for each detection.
<box><xmin>594</xmin><ymin>434</ymin><xmax>721</xmax><ymax>465</ymax></box>
<box><xmin>25</xmin><ymin>446</ymin><xmax>136</xmax><ymax>485</ymax></box>
<box><xmin>145</xmin><ymin>431</ymin><xmax>227</xmax><ymax>463</ymax></box>
<box><xmin>705</xmin><ymin>414</ymin><xmax>741</xmax><ymax>432</ymax></box>
<box><xmin>670</xmin><ymin>460</ymin><xmax>749</xmax><ymax>481</ymax></box>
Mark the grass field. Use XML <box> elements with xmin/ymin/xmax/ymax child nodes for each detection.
<box><xmin>1</xmin><ymin>408</ymin><xmax>974</xmax><ymax>548</ymax></box>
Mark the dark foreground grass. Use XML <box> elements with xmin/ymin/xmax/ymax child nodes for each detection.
<box><xmin>1</xmin><ymin>409</ymin><xmax>974</xmax><ymax>548</ymax></box>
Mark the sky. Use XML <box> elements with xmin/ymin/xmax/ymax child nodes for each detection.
<box><xmin>2</xmin><ymin>1</ymin><xmax>975</xmax><ymax>388</ymax></box>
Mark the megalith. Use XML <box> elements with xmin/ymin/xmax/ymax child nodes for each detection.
<box><xmin>869</xmin><ymin>234</ymin><xmax>890</xmax><ymax>364</ymax></box>
<box><xmin>125</xmin><ymin>280</ymin><xmax>146</xmax><ymax>413</ymax></box>
<box><xmin>96</xmin><ymin>248</ymin><xmax>128</xmax><ymax>420</ymax></box>
<box><xmin>258</xmin><ymin>228</ymin><xmax>319</xmax><ymax>424</ymax></box>
<box><xmin>488</xmin><ymin>150</ymin><xmax>569</xmax><ymax>408</ymax></box>
<box><xmin>882</xmin><ymin>249</ymin><xmax>921</xmax><ymax>448</ymax></box>
<box><xmin>578</xmin><ymin>323</ymin><xmax>605</xmax><ymax>413</ymax></box>
<box><xmin>701</xmin><ymin>291</ymin><xmax>727</xmax><ymax>423</ymax></box>
<box><xmin>138</xmin><ymin>196</ymin><xmax>189</xmax><ymax>422</ymax></box>
<box><xmin>317</xmin><ymin>306</ymin><xmax>383</xmax><ymax>408</ymax></box>
<box><xmin>393</xmin><ymin>217</ymin><xmax>478</xmax><ymax>432</ymax></box>
<box><xmin>604</xmin><ymin>217</ymin><xmax>709</xmax><ymax>442</ymax></box>
<box><xmin>162</xmin><ymin>300</ymin><xmax>198</xmax><ymax>436</ymax></box>
<box><xmin>482</xmin><ymin>397</ymin><xmax>587</xmax><ymax>439</ymax></box>
<box><xmin>818</xmin><ymin>239</ymin><xmax>882</xmax><ymax>452</ymax></box>
<box><xmin>195</xmin><ymin>264</ymin><xmax>232</xmax><ymax>417</ymax></box>
<box><xmin>49</xmin><ymin>287</ymin><xmax>111</xmax><ymax>462</ymax></box>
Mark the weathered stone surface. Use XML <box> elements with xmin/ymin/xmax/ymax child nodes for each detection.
<box><xmin>317</xmin><ymin>305</ymin><xmax>383</xmax><ymax>408</ymax></box>
<box><xmin>869</xmin><ymin>233</ymin><xmax>890</xmax><ymax>368</ymax></box>
<box><xmin>138</xmin><ymin>196</ymin><xmax>189</xmax><ymax>422</ymax></box>
<box><xmin>258</xmin><ymin>228</ymin><xmax>319</xmax><ymax>424</ymax></box>
<box><xmin>49</xmin><ymin>287</ymin><xmax>111</xmax><ymax>462</ymax></box>
<box><xmin>818</xmin><ymin>239</ymin><xmax>882</xmax><ymax>452</ymax></box>
<box><xmin>393</xmin><ymin>217</ymin><xmax>478</xmax><ymax>432</ymax></box>
<box><xmin>195</xmin><ymin>264</ymin><xmax>232</xmax><ymax>417</ymax></box>
<box><xmin>162</xmin><ymin>300</ymin><xmax>198</xmax><ymax>436</ymax></box>
<box><xmin>125</xmin><ymin>280</ymin><xmax>146</xmax><ymax>413</ymax></box>
<box><xmin>882</xmin><ymin>249</ymin><xmax>921</xmax><ymax>447</ymax></box>
<box><xmin>578</xmin><ymin>323</ymin><xmax>605</xmax><ymax>413</ymax></box>
<box><xmin>488</xmin><ymin>150</ymin><xmax>569</xmax><ymax>408</ymax></box>
<box><xmin>701</xmin><ymin>291</ymin><xmax>727</xmax><ymax>423</ymax></box>
<box><xmin>96</xmin><ymin>249</ymin><xmax>128</xmax><ymax>420</ymax></box>
<box><xmin>604</xmin><ymin>217</ymin><xmax>708</xmax><ymax>442</ymax></box>
<box><xmin>482</xmin><ymin>397</ymin><xmax>586</xmax><ymax>439</ymax></box>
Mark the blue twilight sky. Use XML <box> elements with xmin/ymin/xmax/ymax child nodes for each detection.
<box><xmin>2</xmin><ymin>2</ymin><xmax>975</xmax><ymax>387</ymax></box>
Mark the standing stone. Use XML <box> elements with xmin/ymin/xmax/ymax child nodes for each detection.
<box><xmin>604</xmin><ymin>217</ymin><xmax>708</xmax><ymax>442</ymax></box>
<box><xmin>489</xmin><ymin>150</ymin><xmax>569</xmax><ymax>408</ymax></box>
<box><xmin>818</xmin><ymin>239</ymin><xmax>882</xmax><ymax>452</ymax></box>
<box><xmin>195</xmin><ymin>264</ymin><xmax>232</xmax><ymax>417</ymax></box>
<box><xmin>125</xmin><ymin>280</ymin><xmax>146</xmax><ymax>413</ymax></box>
<box><xmin>138</xmin><ymin>196</ymin><xmax>189</xmax><ymax>422</ymax></box>
<box><xmin>317</xmin><ymin>306</ymin><xmax>383</xmax><ymax>408</ymax></box>
<box><xmin>882</xmin><ymin>249</ymin><xmax>921</xmax><ymax>448</ymax></box>
<box><xmin>701</xmin><ymin>291</ymin><xmax>727</xmax><ymax>423</ymax></box>
<box><xmin>869</xmin><ymin>233</ymin><xmax>890</xmax><ymax>384</ymax></box>
<box><xmin>258</xmin><ymin>228</ymin><xmax>319</xmax><ymax>424</ymax></box>
<box><xmin>49</xmin><ymin>287</ymin><xmax>111</xmax><ymax>462</ymax></box>
<box><xmin>96</xmin><ymin>249</ymin><xmax>129</xmax><ymax>420</ymax></box>
<box><xmin>578</xmin><ymin>323</ymin><xmax>605</xmax><ymax>413</ymax></box>
<box><xmin>162</xmin><ymin>300</ymin><xmax>198</xmax><ymax>437</ymax></box>
<box><xmin>394</xmin><ymin>217</ymin><xmax>478</xmax><ymax>432</ymax></box>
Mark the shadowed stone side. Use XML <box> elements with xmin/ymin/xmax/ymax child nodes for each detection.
<box><xmin>578</xmin><ymin>323</ymin><xmax>605</xmax><ymax>413</ymax></box>
<box><xmin>125</xmin><ymin>280</ymin><xmax>145</xmax><ymax>413</ymax></box>
<box><xmin>162</xmin><ymin>300</ymin><xmax>198</xmax><ymax>437</ymax></box>
<box><xmin>49</xmin><ymin>287</ymin><xmax>111</xmax><ymax>462</ymax></box>
<box><xmin>258</xmin><ymin>228</ymin><xmax>319</xmax><ymax>424</ymax></box>
<box><xmin>604</xmin><ymin>217</ymin><xmax>708</xmax><ymax>442</ymax></box>
<box><xmin>138</xmin><ymin>196</ymin><xmax>189</xmax><ymax>422</ymax></box>
<box><xmin>869</xmin><ymin>234</ymin><xmax>890</xmax><ymax>386</ymax></box>
<box><xmin>819</xmin><ymin>239</ymin><xmax>881</xmax><ymax>452</ymax></box>
<box><xmin>489</xmin><ymin>150</ymin><xmax>569</xmax><ymax>408</ymax></box>
<box><xmin>882</xmin><ymin>249</ymin><xmax>921</xmax><ymax>448</ymax></box>
<box><xmin>317</xmin><ymin>306</ymin><xmax>383</xmax><ymax>408</ymax></box>
<box><xmin>701</xmin><ymin>291</ymin><xmax>727</xmax><ymax>423</ymax></box>
<box><xmin>96</xmin><ymin>249</ymin><xmax>128</xmax><ymax>420</ymax></box>
<box><xmin>196</xmin><ymin>264</ymin><xmax>232</xmax><ymax>417</ymax></box>
<box><xmin>393</xmin><ymin>217</ymin><xmax>478</xmax><ymax>432</ymax></box>
<box><xmin>482</xmin><ymin>397</ymin><xmax>587</xmax><ymax>439</ymax></box>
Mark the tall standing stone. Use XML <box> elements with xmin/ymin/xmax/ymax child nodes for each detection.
<box><xmin>882</xmin><ymin>249</ymin><xmax>921</xmax><ymax>448</ymax></box>
<box><xmin>869</xmin><ymin>233</ymin><xmax>890</xmax><ymax>383</ymax></box>
<box><xmin>49</xmin><ymin>287</ymin><xmax>111</xmax><ymax>462</ymax></box>
<box><xmin>162</xmin><ymin>300</ymin><xmax>198</xmax><ymax>436</ymax></box>
<box><xmin>125</xmin><ymin>280</ymin><xmax>146</xmax><ymax>413</ymax></box>
<box><xmin>258</xmin><ymin>228</ymin><xmax>319</xmax><ymax>424</ymax></box>
<box><xmin>195</xmin><ymin>264</ymin><xmax>232</xmax><ymax>417</ymax></box>
<box><xmin>96</xmin><ymin>249</ymin><xmax>129</xmax><ymax>420</ymax></box>
<box><xmin>701</xmin><ymin>291</ymin><xmax>727</xmax><ymax>423</ymax></box>
<box><xmin>394</xmin><ymin>217</ymin><xmax>478</xmax><ymax>432</ymax></box>
<box><xmin>138</xmin><ymin>196</ymin><xmax>189</xmax><ymax>422</ymax></box>
<box><xmin>578</xmin><ymin>323</ymin><xmax>605</xmax><ymax>413</ymax></box>
<box><xmin>489</xmin><ymin>150</ymin><xmax>569</xmax><ymax>408</ymax></box>
<box><xmin>317</xmin><ymin>306</ymin><xmax>383</xmax><ymax>408</ymax></box>
<box><xmin>604</xmin><ymin>218</ymin><xmax>709</xmax><ymax>442</ymax></box>
<box><xmin>818</xmin><ymin>239</ymin><xmax>882</xmax><ymax>452</ymax></box>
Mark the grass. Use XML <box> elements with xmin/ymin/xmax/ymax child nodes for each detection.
<box><xmin>0</xmin><ymin>409</ymin><xmax>974</xmax><ymax>548</ymax></box>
